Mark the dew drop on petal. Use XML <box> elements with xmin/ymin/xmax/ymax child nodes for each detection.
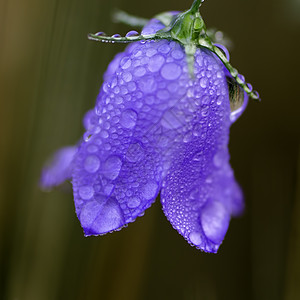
<box><xmin>128</xmin><ymin>82</ymin><xmax>136</xmax><ymax>92</ymax></box>
<box><xmin>120</xmin><ymin>109</ymin><xmax>137</xmax><ymax>129</ymax></box>
<box><xmin>192</xmin><ymin>123</ymin><xmax>202</xmax><ymax>136</ymax></box>
<box><xmin>127</xmin><ymin>197</ymin><xmax>141</xmax><ymax>208</ymax></box>
<box><xmin>120</xmin><ymin>57</ymin><xmax>132</xmax><ymax>69</ymax></box>
<box><xmin>141</xmin><ymin>182</ymin><xmax>158</xmax><ymax>200</ymax></box>
<box><xmin>200</xmin><ymin>200</ymin><xmax>230</xmax><ymax>244</ymax></box>
<box><xmin>79</xmin><ymin>185</ymin><xmax>94</xmax><ymax>200</ymax></box>
<box><xmin>84</xmin><ymin>155</ymin><xmax>100</xmax><ymax>173</ymax></box>
<box><xmin>213</xmin><ymin>151</ymin><xmax>224</xmax><ymax>168</ymax></box>
<box><xmin>216</xmin><ymin>97</ymin><xmax>223</xmax><ymax>105</ymax></box>
<box><xmin>122</xmin><ymin>71</ymin><xmax>132</xmax><ymax>82</ymax></box>
<box><xmin>158</xmin><ymin>43</ymin><xmax>170</xmax><ymax>54</ymax></box>
<box><xmin>103</xmin><ymin>156</ymin><xmax>122</xmax><ymax>180</ymax></box>
<box><xmin>134</xmin><ymin>66</ymin><xmax>146</xmax><ymax>77</ymax></box>
<box><xmin>138</xmin><ymin>76</ymin><xmax>157</xmax><ymax>93</ymax></box>
<box><xmin>183</xmin><ymin>131</ymin><xmax>193</xmax><ymax>143</ymax></box>
<box><xmin>146</xmin><ymin>48</ymin><xmax>157</xmax><ymax>57</ymax></box>
<box><xmin>100</xmin><ymin>130</ymin><xmax>109</xmax><ymax>138</ymax></box>
<box><xmin>189</xmin><ymin>231</ymin><xmax>202</xmax><ymax>246</ymax></box>
<box><xmin>80</xmin><ymin>200</ymin><xmax>102</xmax><ymax>229</ymax></box>
<box><xmin>148</xmin><ymin>55</ymin><xmax>165</xmax><ymax>72</ymax></box>
<box><xmin>161</xmin><ymin>63</ymin><xmax>182</xmax><ymax>80</ymax></box>
<box><xmin>171</xmin><ymin>49</ymin><xmax>184</xmax><ymax>60</ymax></box>
<box><xmin>200</xmin><ymin>77</ymin><xmax>208</xmax><ymax>88</ymax></box>
<box><xmin>81</xmin><ymin>198</ymin><xmax>125</xmax><ymax>234</ymax></box>
<box><xmin>87</xmin><ymin>144</ymin><xmax>98</xmax><ymax>153</ymax></box>
<box><xmin>192</xmin><ymin>151</ymin><xmax>203</xmax><ymax>162</ymax></box>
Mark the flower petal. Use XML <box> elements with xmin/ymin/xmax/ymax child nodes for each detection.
<box><xmin>40</xmin><ymin>146</ymin><xmax>77</xmax><ymax>189</ymax></box>
<box><xmin>72</xmin><ymin>135</ymin><xmax>161</xmax><ymax>236</ymax></box>
<box><xmin>159</xmin><ymin>49</ymin><xmax>244</xmax><ymax>252</ymax></box>
<box><xmin>161</xmin><ymin>137</ymin><xmax>243</xmax><ymax>252</ymax></box>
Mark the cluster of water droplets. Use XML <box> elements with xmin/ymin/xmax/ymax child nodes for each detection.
<box><xmin>92</xmin><ymin>30</ymin><xmax>150</xmax><ymax>44</ymax></box>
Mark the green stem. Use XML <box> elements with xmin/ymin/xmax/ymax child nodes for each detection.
<box><xmin>190</xmin><ymin>0</ymin><xmax>204</xmax><ymax>13</ymax></box>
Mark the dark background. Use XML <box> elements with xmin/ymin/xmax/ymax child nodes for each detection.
<box><xmin>1</xmin><ymin>0</ymin><xmax>300</xmax><ymax>299</ymax></box>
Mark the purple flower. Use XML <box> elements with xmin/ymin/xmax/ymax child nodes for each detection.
<box><xmin>41</xmin><ymin>12</ymin><xmax>250</xmax><ymax>253</ymax></box>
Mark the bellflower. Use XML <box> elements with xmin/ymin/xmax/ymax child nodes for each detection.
<box><xmin>41</xmin><ymin>0</ymin><xmax>259</xmax><ymax>253</ymax></box>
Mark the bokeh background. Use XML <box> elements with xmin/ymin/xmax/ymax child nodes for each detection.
<box><xmin>1</xmin><ymin>0</ymin><xmax>300</xmax><ymax>299</ymax></box>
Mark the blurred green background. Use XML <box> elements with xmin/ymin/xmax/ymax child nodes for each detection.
<box><xmin>1</xmin><ymin>0</ymin><xmax>300</xmax><ymax>299</ymax></box>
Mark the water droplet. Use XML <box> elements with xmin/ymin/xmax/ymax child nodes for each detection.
<box><xmin>141</xmin><ymin>182</ymin><xmax>158</xmax><ymax>200</ymax></box>
<box><xmin>200</xmin><ymin>200</ymin><xmax>230</xmax><ymax>244</ymax></box>
<box><xmin>205</xmin><ymin>176</ymin><xmax>213</xmax><ymax>183</ymax></box>
<box><xmin>146</xmin><ymin>48</ymin><xmax>157</xmax><ymax>57</ymax></box>
<box><xmin>128</xmin><ymin>82</ymin><xmax>136</xmax><ymax>92</ymax></box>
<box><xmin>122</xmin><ymin>71</ymin><xmax>132</xmax><ymax>82</ymax></box>
<box><xmin>120</xmin><ymin>109</ymin><xmax>137</xmax><ymax>129</ymax></box>
<box><xmin>79</xmin><ymin>185</ymin><xmax>94</xmax><ymax>200</ymax></box>
<box><xmin>87</xmin><ymin>144</ymin><xmax>98</xmax><ymax>153</ymax></box>
<box><xmin>148</xmin><ymin>54</ymin><xmax>165</xmax><ymax>73</ymax></box>
<box><xmin>246</xmin><ymin>83</ymin><xmax>253</xmax><ymax>92</ymax></box>
<box><xmin>189</xmin><ymin>187</ymin><xmax>199</xmax><ymax>201</ymax></box>
<box><xmin>128</xmin><ymin>197</ymin><xmax>141</xmax><ymax>208</ymax></box>
<box><xmin>214</xmin><ymin>43</ymin><xmax>230</xmax><ymax>61</ymax></box>
<box><xmin>120</xmin><ymin>57</ymin><xmax>131</xmax><ymax>70</ymax></box>
<box><xmin>252</xmin><ymin>90</ymin><xmax>260</xmax><ymax>99</ymax></box>
<box><xmin>145</xmin><ymin>96</ymin><xmax>155</xmax><ymax>105</ymax></box>
<box><xmin>237</xmin><ymin>74</ymin><xmax>245</xmax><ymax>85</ymax></box>
<box><xmin>138</xmin><ymin>76</ymin><xmax>157</xmax><ymax>93</ymax></box>
<box><xmin>113</xmin><ymin>86</ymin><xmax>120</xmax><ymax>94</ymax></box>
<box><xmin>231</xmin><ymin>68</ymin><xmax>238</xmax><ymax>77</ymax></box>
<box><xmin>189</xmin><ymin>231</ymin><xmax>202</xmax><ymax>246</ymax></box>
<box><xmin>183</xmin><ymin>131</ymin><xmax>193</xmax><ymax>143</ymax></box>
<box><xmin>202</xmin><ymin>95</ymin><xmax>210</xmax><ymax>105</ymax></box>
<box><xmin>104</xmin><ymin>143</ymin><xmax>111</xmax><ymax>151</ymax></box>
<box><xmin>126</xmin><ymin>30</ymin><xmax>139</xmax><ymax>37</ymax></box>
<box><xmin>192</xmin><ymin>151</ymin><xmax>203</xmax><ymax>161</ymax></box>
<box><xmin>157</xmin><ymin>90</ymin><xmax>169</xmax><ymax>100</ymax></box>
<box><xmin>134</xmin><ymin>66</ymin><xmax>146</xmax><ymax>77</ymax></box>
<box><xmin>216</xmin><ymin>71</ymin><xmax>223</xmax><ymax>79</ymax></box>
<box><xmin>200</xmin><ymin>77</ymin><xmax>208</xmax><ymax>88</ymax></box>
<box><xmin>111</xmin><ymin>33</ymin><xmax>121</xmax><ymax>38</ymax></box>
<box><xmin>167</xmin><ymin>82</ymin><xmax>178</xmax><ymax>93</ymax></box>
<box><xmin>213</xmin><ymin>151</ymin><xmax>223</xmax><ymax>168</ymax></box>
<box><xmin>103</xmin><ymin>156</ymin><xmax>122</xmax><ymax>180</ymax></box>
<box><xmin>95</xmin><ymin>32</ymin><xmax>106</xmax><ymax>36</ymax></box>
<box><xmin>100</xmin><ymin>130</ymin><xmax>109</xmax><ymax>138</ymax></box>
<box><xmin>84</xmin><ymin>155</ymin><xmax>100</xmax><ymax>173</ymax></box>
<box><xmin>161</xmin><ymin>63</ymin><xmax>182</xmax><ymax>80</ymax></box>
<box><xmin>171</xmin><ymin>49</ymin><xmax>184</xmax><ymax>60</ymax></box>
<box><xmin>80</xmin><ymin>198</ymin><xmax>125</xmax><ymax>234</ymax></box>
<box><xmin>158</xmin><ymin>43</ymin><xmax>170</xmax><ymax>54</ymax></box>
<box><xmin>192</xmin><ymin>123</ymin><xmax>202</xmax><ymax>136</ymax></box>
<box><xmin>201</xmin><ymin>106</ymin><xmax>209</xmax><ymax>117</ymax></box>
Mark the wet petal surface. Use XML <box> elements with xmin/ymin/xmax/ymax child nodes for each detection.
<box><xmin>42</xmin><ymin>17</ymin><xmax>247</xmax><ymax>251</ymax></box>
